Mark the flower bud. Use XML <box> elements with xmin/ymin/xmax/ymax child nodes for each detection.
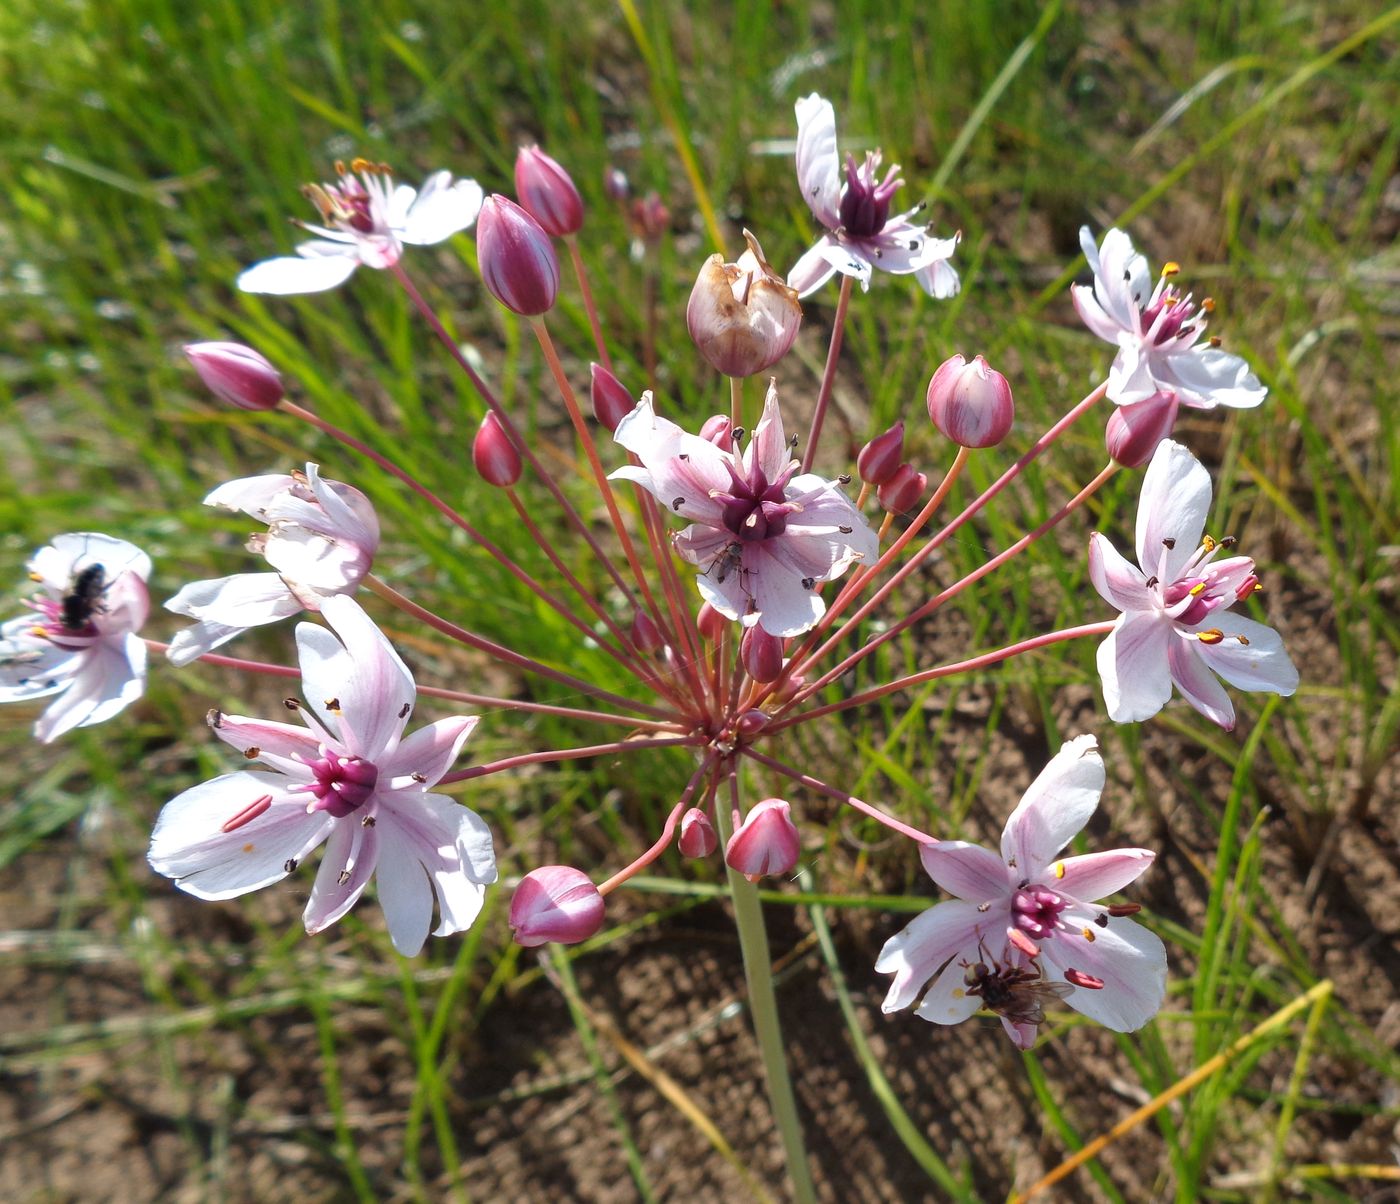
<box><xmin>725</xmin><ymin>799</ymin><xmax>800</xmax><ymax>881</ymax></box>
<box><xmin>514</xmin><ymin>146</ymin><xmax>584</xmax><ymax>237</ymax></box>
<box><xmin>877</xmin><ymin>463</ymin><xmax>927</xmax><ymax>513</ymax></box>
<box><xmin>770</xmin><ymin>673</ymin><xmax>807</xmax><ymax>706</ymax></box>
<box><xmin>590</xmin><ymin>363</ymin><xmax>636</xmax><ymax>432</ymax></box>
<box><xmin>509</xmin><ymin>866</ymin><xmax>605</xmax><ymax>947</ymax></box>
<box><xmin>476</xmin><ymin>194</ymin><xmax>560</xmax><ymax>316</ymax></box>
<box><xmin>678</xmin><ymin>807</ymin><xmax>718</xmax><ymax>858</ymax></box>
<box><xmin>857</xmin><ymin>421</ymin><xmax>905</xmax><ymax>486</ymax></box>
<box><xmin>184</xmin><ymin>342</ymin><xmax>284</xmax><ymax>411</ymax></box>
<box><xmin>686</xmin><ymin>230</ymin><xmax>802</xmax><ymax>378</ymax></box>
<box><xmin>926</xmin><ymin>354</ymin><xmax>1015</xmax><ymax>448</ymax></box>
<box><xmin>631</xmin><ymin>192</ymin><xmax>669</xmax><ymax>241</ymax></box>
<box><xmin>699</xmin><ymin>414</ymin><xmax>735</xmax><ymax>451</ymax></box>
<box><xmin>631</xmin><ymin>610</ymin><xmax>664</xmax><ymax>653</ymax></box>
<box><xmin>603</xmin><ymin>166</ymin><xmax>630</xmax><ymax>203</ymax></box>
<box><xmin>697</xmin><ymin>601</ymin><xmax>729</xmax><ymax>642</ymax></box>
<box><xmin>736</xmin><ymin>709</ymin><xmax>771</xmax><ymax>737</ymax></box>
<box><xmin>471</xmin><ymin>412</ymin><xmax>521</xmax><ymax>487</ymax></box>
<box><xmin>740</xmin><ymin>625</ymin><xmax>784</xmax><ymax>683</ymax></box>
<box><xmin>1105</xmin><ymin>391</ymin><xmax>1180</xmax><ymax>468</ymax></box>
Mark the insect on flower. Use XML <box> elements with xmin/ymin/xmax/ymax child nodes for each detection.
<box><xmin>60</xmin><ymin>562</ymin><xmax>109</xmax><ymax>631</ymax></box>
<box><xmin>961</xmin><ymin>946</ymin><xmax>1074</xmax><ymax>1028</ymax></box>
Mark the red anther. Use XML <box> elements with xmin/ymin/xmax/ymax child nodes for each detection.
<box><xmin>221</xmin><ymin>794</ymin><xmax>273</xmax><ymax>833</ymax></box>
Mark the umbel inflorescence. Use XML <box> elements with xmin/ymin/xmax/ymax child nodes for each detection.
<box><xmin>1</xmin><ymin>96</ymin><xmax>1297</xmax><ymax>1052</ymax></box>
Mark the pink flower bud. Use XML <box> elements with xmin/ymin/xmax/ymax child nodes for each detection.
<box><xmin>926</xmin><ymin>354</ymin><xmax>1015</xmax><ymax>448</ymax></box>
<box><xmin>476</xmin><ymin>194</ymin><xmax>560</xmax><ymax>316</ymax></box>
<box><xmin>590</xmin><ymin>363</ymin><xmax>636</xmax><ymax>432</ymax></box>
<box><xmin>699</xmin><ymin>414</ymin><xmax>735</xmax><ymax>450</ymax></box>
<box><xmin>631</xmin><ymin>192</ymin><xmax>669</xmax><ymax>241</ymax></box>
<box><xmin>1105</xmin><ymin>390</ymin><xmax>1180</xmax><ymax>468</ymax></box>
<box><xmin>603</xmin><ymin>166</ymin><xmax>630</xmax><ymax>203</ymax></box>
<box><xmin>877</xmin><ymin>463</ymin><xmax>927</xmax><ymax>513</ymax></box>
<box><xmin>686</xmin><ymin>231</ymin><xmax>802</xmax><ymax>378</ymax></box>
<box><xmin>697</xmin><ymin>602</ymin><xmax>729</xmax><ymax>642</ymax></box>
<box><xmin>509</xmin><ymin>866</ymin><xmax>605</xmax><ymax>947</ymax></box>
<box><xmin>857</xmin><ymin>421</ymin><xmax>905</xmax><ymax>485</ymax></box>
<box><xmin>678</xmin><ymin>808</ymin><xmax>717</xmax><ymax>858</ymax></box>
<box><xmin>631</xmin><ymin>610</ymin><xmax>664</xmax><ymax>653</ymax></box>
<box><xmin>740</xmin><ymin>625</ymin><xmax>784</xmax><ymax>683</ymax></box>
<box><xmin>725</xmin><ymin>799</ymin><xmax>800</xmax><ymax>881</ymax></box>
<box><xmin>471</xmin><ymin>412</ymin><xmax>521</xmax><ymax>487</ymax></box>
<box><xmin>771</xmin><ymin>673</ymin><xmax>806</xmax><ymax>706</ymax></box>
<box><xmin>736</xmin><ymin>709</ymin><xmax>771</xmax><ymax>737</ymax></box>
<box><xmin>184</xmin><ymin>342</ymin><xmax>284</xmax><ymax>411</ymax></box>
<box><xmin>514</xmin><ymin>146</ymin><xmax>584</xmax><ymax>238</ymax></box>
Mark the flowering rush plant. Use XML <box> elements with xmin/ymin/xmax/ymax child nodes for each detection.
<box><xmin>4</xmin><ymin>96</ymin><xmax>1297</xmax><ymax>1191</ymax></box>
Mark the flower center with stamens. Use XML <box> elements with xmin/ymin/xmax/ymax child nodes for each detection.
<box><xmin>1141</xmin><ymin>287</ymin><xmax>1200</xmax><ymax>344</ymax></box>
<box><xmin>712</xmin><ymin>457</ymin><xmax>801</xmax><ymax>543</ymax></box>
<box><xmin>305</xmin><ymin>750</ymin><xmax>379</xmax><ymax>818</ymax></box>
<box><xmin>1011</xmin><ymin>885</ymin><xmax>1067</xmax><ymax>939</ymax></box>
<box><xmin>838</xmin><ymin>152</ymin><xmax>903</xmax><ymax>239</ymax></box>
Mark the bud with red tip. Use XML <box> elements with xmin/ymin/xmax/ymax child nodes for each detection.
<box><xmin>725</xmin><ymin>798</ymin><xmax>800</xmax><ymax>881</ymax></box>
<box><xmin>476</xmin><ymin>195</ymin><xmax>560</xmax><ymax>316</ymax></box>
<box><xmin>185</xmin><ymin>342</ymin><xmax>284</xmax><ymax>411</ymax></box>
<box><xmin>877</xmin><ymin>463</ymin><xmax>927</xmax><ymax>513</ymax></box>
<box><xmin>472</xmin><ymin>412</ymin><xmax>522</xmax><ymax>487</ymax></box>
<box><xmin>591</xmin><ymin>363</ymin><xmax>636</xmax><ymax>432</ymax></box>
<box><xmin>678</xmin><ymin>808</ymin><xmax>718</xmax><ymax>858</ymax></box>
<box><xmin>630</xmin><ymin>610</ymin><xmax>664</xmax><ymax>654</ymax></box>
<box><xmin>509</xmin><ymin>866</ymin><xmax>605</xmax><ymax>947</ymax></box>
<box><xmin>697</xmin><ymin>601</ymin><xmax>729</xmax><ymax>642</ymax></box>
<box><xmin>857</xmin><ymin>421</ymin><xmax>905</xmax><ymax>486</ymax></box>
<box><xmin>686</xmin><ymin>231</ymin><xmax>802</xmax><ymax>378</ymax></box>
<box><xmin>926</xmin><ymin>354</ymin><xmax>1015</xmax><ymax>448</ymax></box>
<box><xmin>514</xmin><ymin>146</ymin><xmax>584</xmax><ymax>238</ymax></box>
<box><xmin>1105</xmin><ymin>390</ymin><xmax>1179</xmax><ymax>468</ymax></box>
<box><xmin>741</xmin><ymin>625</ymin><xmax>784</xmax><ymax>683</ymax></box>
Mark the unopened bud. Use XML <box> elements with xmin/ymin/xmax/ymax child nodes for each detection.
<box><xmin>699</xmin><ymin>414</ymin><xmax>735</xmax><ymax>451</ymax></box>
<box><xmin>631</xmin><ymin>610</ymin><xmax>664</xmax><ymax>653</ymax></box>
<box><xmin>603</xmin><ymin>166</ymin><xmax>630</xmax><ymax>203</ymax></box>
<box><xmin>678</xmin><ymin>808</ymin><xmax>717</xmax><ymax>858</ymax></box>
<box><xmin>771</xmin><ymin>673</ymin><xmax>807</xmax><ymax>706</ymax></box>
<box><xmin>697</xmin><ymin>602</ymin><xmax>729</xmax><ymax>642</ymax></box>
<box><xmin>926</xmin><ymin>354</ymin><xmax>1015</xmax><ymax>448</ymax></box>
<box><xmin>184</xmin><ymin>342</ymin><xmax>284</xmax><ymax>411</ymax></box>
<box><xmin>631</xmin><ymin>191</ymin><xmax>668</xmax><ymax>241</ymax></box>
<box><xmin>877</xmin><ymin>463</ymin><xmax>927</xmax><ymax>513</ymax></box>
<box><xmin>736</xmin><ymin>709</ymin><xmax>771</xmax><ymax>737</ymax></box>
<box><xmin>509</xmin><ymin>866</ymin><xmax>605</xmax><ymax>947</ymax></box>
<box><xmin>476</xmin><ymin>194</ymin><xmax>560</xmax><ymax>316</ymax></box>
<box><xmin>857</xmin><ymin>421</ymin><xmax>905</xmax><ymax>486</ymax></box>
<box><xmin>740</xmin><ymin>625</ymin><xmax>784</xmax><ymax>683</ymax></box>
<box><xmin>1105</xmin><ymin>391</ymin><xmax>1179</xmax><ymax>468</ymax></box>
<box><xmin>591</xmin><ymin>363</ymin><xmax>636</xmax><ymax>432</ymax></box>
<box><xmin>725</xmin><ymin>798</ymin><xmax>800</xmax><ymax>881</ymax></box>
<box><xmin>472</xmin><ymin>412</ymin><xmax>521</xmax><ymax>487</ymax></box>
<box><xmin>514</xmin><ymin>146</ymin><xmax>583</xmax><ymax>237</ymax></box>
<box><xmin>686</xmin><ymin>231</ymin><xmax>802</xmax><ymax>378</ymax></box>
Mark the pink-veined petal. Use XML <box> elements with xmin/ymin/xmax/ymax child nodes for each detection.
<box><xmin>202</xmin><ymin>473</ymin><xmax>298</xmax><ymax>517</ymax></box>
<box><xmin>377</xmin><ymin>789</ymin><xmax>497</xmax><ymax>937</ymax></box>
<box><xmin>0</xmin><ymin>618</ymin><xmax>79</xmax><ymax>701</ymax></box>
<box><xmin>1001</xmin><ymin>735</ymin><xmax>1104</xmax><ymax>876</ymax></box>
<box><xmin>1167</xmin><ymin>633</ymin><xmax>1235</xmax><ymax>729</ymax></box>
<box><xmin>1136</xmin><ymin>440</ymin><xmax>1211</xmax><ymax>579</ymax></box>
<box><xmin>38</xmin><ymin>533</ymin><xmax>152</xmax><ymax>586</ymax></box>
<box><xmin>748</xmin><ymin>383</ymin><xmax>791</xmax><ymax>484</ymax></box>
<box><xmin>400</xmin><ymin>174</ymin><xmax>484</xmax><ymax>245</ymax></box>
<box><xmin>1194</xmin><ymin>614</ymin><xmax>1299</xmax><ymax>697</ymax></box>
<box><xmin>208</xmin><ymin>712</ymin><xmax>321</xmax><ymax>779</ymax></box>
<box><xmin>1158</xmin><ymin>344</ymin><xmax>1266</xmax><ymax>410</ymax></box>
<box><xmin>787</xmin><ymin>238</ymin><xmax>841</xmax><ymax>298</ymax></box>
<box><xmin>382</xmin><ymin>715</ymin><xmax>480</xmax><ymax>789</ymax></box>
<box><xmin>237</xmin><ymin>252</ymin><xmax>359</xmax><ymax>295</ymax></box>
<box><xmin>1054</xmin><ymin>848</ymin><xmax>1156</xmax><ymax>901</ymax></box>
<box><xmin>1107</xmin><ymin>340</ymin><xmax>1160</xmax><ymax>406</ymax></box>
<box><xmin>147</xmin><ymin>771</ymin><xmax>332</xmax><ymax>900</ymax></box>
<box><xmin>912</xmin><ymin>250</ymin><xmax>960</xmax><ymax>300</ymax></box>
<box><xmin>812</xmin><ymin>237</ymin><xmax>874</xmax><ymax>290</ymax></box>
<box><xmin>876</xmin><ymin>899</ymin><xmax>986</xmax><ymax>1013</ymax></box>
<box><xmin>912</xmin><ymin>955</ymin><xmax>986</xmax><ymax>1026</ymax></box>
<box><xmin>918</xmin><ymin>840</ymin><xmax>1011</xmax><ymax>902</ymax></box>
<box><xmin>1086</xmin><ymin>228</ymin><xmax>1151</xmax><ymax>332</ymax></box>
<box><xmin>165</xmin><ymin>573</ymin><xmax>301</xmax><ymax>628</ymax></box>
<box><xmin>1087</xmin><ymin>533</ymin><xmax>1154</xmax><ymax>612</ymax></box>
<box><xmin>674</xmin><ymin>523</ymin><xmax>734</xmax><ymax>569</ymax></box>
<box><xmin>372</xmin><ymin>822</ymin><xmax>435</xmax><ymax>956</ymax></box>
<box><xmin>298</xmin><ymin>595</ymin><xmax>416</xmax><ymax>761</ymax></box>
<box><xmin>35</xmin><ymin>636</ymin><xmax>145</xmax><ymax>743</ymax></box>
<box><xmin>794</xmin><ymin>94</ymin><xmax>841</xmax><ymax>228</ymax></box>
<box><xmin>1040</xmin><ymin>908</ymin><xmax>1167</xmax><ymax>1032</ymax></box>
<box><xmin>1071</xmin><ymin>282</ymin><xmax>1125</xmax><ymax>344</ymax></box>
<box><xmin>303</xmin><ymin>819</ymin><xmax>380</xmax><ymax>934</ymax></box>
<box><xmin>749</xmin><ymin>548</ymin><xmax>824</xmax><ymax>636</ymax></box>
<box><xmin>165</xmin><ymin>620</ymin><xmax>251</xmax><ymax>667</ymax></box>
<box><xmin>1000</xmin><ymin>1017</ymin><xmax>1039</xmax><ymax>1050</ymax></box>
<box><xmin>1097</xmin><ymin>612</ymin><xmax>1174</xmax><ymax>722</ymax></box>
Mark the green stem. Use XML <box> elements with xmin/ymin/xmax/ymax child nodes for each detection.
<box><xmin>715</xmin><ymin>780</ymin><xmax>818</xmax><ymax>1204</ymax></box>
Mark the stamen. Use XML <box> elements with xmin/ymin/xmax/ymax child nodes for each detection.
<box><xmin>1007</xmin><ymin>928</ymin><xmax>1040</xmax><ymax>957</ymax></box>
<box><xmin>284</xmin><ymin>698</ymin><xmax>300</xmax><ymax>710</ymax></box>
<box><xmin>1202</xmin><ymin>297</ymin><xmax>1215</xmax><ymax>311</ymax></box>
<box><xmin>1107</xmin><ymin>903</ymin><xmax>1141</xmax><ymax>917</ymax></box>
<box><xmin>1162</xmin><ymin>261</ymin><xmax>1180</xmax><ymax>277</ymax></box>
<box><xmin>1196</xmin><ymin>629</ymin><xmax>1225</xmax><ymax>645</ymax></box>
<box><xmin>1162</xmin><ymin>537</ymin><xmax>1176</xmax><ymax>550</ymax></box>
<box><xmin>1094</xmin><ymin>913</ymin><xmax>1109</xmax><ymax>928</ymax></box>
<box><xmin>207</xmin><ymin>709</ymin><xmax>224</xmax><ymax>729</ymax></box>
<box><xmin>325</xmin><ymin>697</ymin><xmax>341</xmax><ymax>712</ymax></box>
<box><xmin>1209</xmin><ymin>336</ymin><xmax>1222</xmax><ymax>347</ymax></box>
<box><xmin>1052</xmin><ymin>861</ymin><xmax>1065</xmax><ymax>879</ymax></box>
<box><xmin>672</xmin><ymin>497</ymin><xmax>685</xmax><ymax>510</ymax></box>
<box><xmin>801</xmin><ymin>577</ymin><xmax>815</xmax><ymax>590</ymax></box>
<box><xmin>1064</xmin><ymin>968</ymin><xmax>1105</xmax><ymax>989</ymax></box>
<box><xmin>221</xmin><ymin>794</ymin><xmax>273</xmax><ymax>833</ymax></box>
<box><xmin>243</xmin><ymin>746</ymin><xmax>261</xmax><ymax>759</ymax></box>
<box><xmin>361</xmin><ymin>815</ymin><xmax>376</xmax><ymax>827</ymax></box>
<box><xmin>284</xmin><ymin>858</ymin><xmax>298</xmax><ymax>872</ymax></box>
<box><xmin>837</xmin><ymin>474</ymin><xmax>852</xmax><ymax>485</ymax></box>
<box><xmin>397</xmin><ymin>702</ymin><xmax>411</xmax><ymax>719</ymax></box>
<box><xmin>1201</xmin><ymin>534</ymin><xmax>1217</xmax><ymax>552</ymax></box>
<box><xmin>1081</xmin><ymin>927</ymin><xmax>1097</xmax><ymax>942</ymax></box>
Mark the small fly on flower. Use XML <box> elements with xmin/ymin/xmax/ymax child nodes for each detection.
<box><xmin>706</xmin><ymin>541</ymin><xmax>748</xmax><ymax>589</ymax></box>
<box><xmin>59</xmin><ymin>563</ymin><xmax>108</xmax><ymax>631</ymax></box>
<box><xmin>962</xmin><ymin>947</ymin><xmax>1074</xmax><ymax>1028</ymax></box>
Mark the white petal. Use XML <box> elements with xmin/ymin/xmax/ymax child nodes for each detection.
<box><xmin>303</xmin><ymin>820</ymin><xmax>379</xmax><ymax>933</ymax></box>
<box><xmin>1071</xmin><ymin>282</ymin><xmax>1125</xmax><ymax>344</ymax></box>
<box><xmin>1136</xmin><ymin>440</ymin><xmax>1211</xmax><ymax>580</ymax></box>
<box><xmin>165</xmin><ymin>573</ymin><xmax>302</xmax><ymax>627</ymax></box>
<box><xmin>1087</xmin><ymin>533</ymin><xmax>1154</xmax><ymax>612</ymax></box>
<box><xmin>1107</xmin><ymin>340</ymin><xmax>1160</xmax><ymax>406</ymax></box>
<box><xmin>1194</xmin><ymin>615</ymin><xmax>1299</xmax><ymax>697</ymax></box>
<box><xmin>373</xmin><ymin>822</ymin><xmax>436</xmax><ymax>956</ymax></box>
<box><xmin>1159</xmin><ymin>345</ymin><xmax>1267</xmax><ymax>410</ymax></box>
<box><xmin>876</xmin><ymin>899</ymin><xmax>985</xmax><ymax>1013</ymax></box>
<box><xmin>794</xmin><ymin>93</ymin><xmax>841</xmax><ymax>228</ymax></box>
<box><xmin>203</xmin><ymin>473</ymin><xmax>297</xmax><ymax>516</ymax></box>
<box><xmin>1040</xmin><ymin>908</ymin><xmax>1167</xmax><ymax>1032</ymax></box>
<box><xmin>165</xmin><ymin>621</ymin><xmax>248</xmax><ymax>667</ymax></box>
<box><xmin>35</xmin><ymin>635</ymin><xmax>146</xmax><ymax>743</ymax></box>
<box><xmin>918</xmin><ymin>841</ymin><xmax>1011</xmax><ymax>902</ymax></box>
<box><xmin>40</xmin><ymin>533</ymin><xmax>152</xmax><ymax>585</ymax></box>
<box><xmin>912</xmin><ymin>955</ymin><xmax>985</xmax><ymax>1026</ymax></box>
<box><xmin>237</xmin><ymin>252</ymin><xmax>359</xmax><ymax>295</ymax></box>
<box><xmin>1055</xmin><ymin>849</ymin><xmax>1156</xmax><ymax>901</ymax></box>
<box><xmin>787</xmin><ymin>239</ymin><xmax>840</xmax><ymax>298</ymax></box>
<box><xmin>401</xmin><ymin>175</ymin><xmax>485</xmax><ymax>245</ymax></box>
<box><xmin>1166</xmin><ymin>634</ymin><xmax>1235</xmax><ymax>729</ymax></box>
<box><xmin>382</xmin><ymin>715</ymin><xmax>480</xmax><ymax>789</ymax></box>
<box><xmin>1097</xmin><ymin>612</ymin><xmax>1174</xmax><ymax>723</ymax></box>
<box><xmin>1000</xmin><ymin>735</ymin><xmax>1104</xmax><ymax>876</ymax></box>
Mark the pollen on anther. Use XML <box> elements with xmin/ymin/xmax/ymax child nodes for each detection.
<box><xmin>244</xmin><ymin>746</ymin><xmax>261</xmax><ymax>759</ymax></box>
<box><xmin>1053</xmin><ymin>861</ymin><xmax>1065</xmax><ymax>879</ymax></box>
<box><xmin>1162</xmin><ymin>261</ymin><xmax>1181</xmax><ymax>276</ymax></box>
<box><xmin>1196</xmin><ymin>629</ymin><xmax>1225</xmax><ymax>645</ymax></box>
<box><xmin>1202</xmin><ymin>297</ymin><xmax>1215</xmax><ymax>312</ymax></box>
<box><xmin>1082</xmin><ymin>927</ymin><xmax>1097</xmax><ymax>942</ymax></box>
<box><xmin>1209</xmin><ymin>336</ymin><xmax>1222</xmax><ymax>347</ymax></box>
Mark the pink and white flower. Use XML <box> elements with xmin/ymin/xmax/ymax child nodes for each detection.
<box><xmin>148</xmin><ymin>594</ymin><xmax>496</xmax><ymax>955</ymax></box>
<box><xmin>1089</xmin><ymin>440</ymin><xmax>1298</xmax><ymax>729</ymax></box>
<box><xmin>788</xmin><ymin>94</ymin><xmax>959</xmax><ymax>300</ymax></box>
<box><xmin>0</xmin><ymin>533</ymin><xmax>151</xmax><ymax>743</ymax></box>
<box><xmin>237</xmin><ymin>158</ymin><xmax>484</xmax><ymax>295</ymax></box>
<box><xmin>1072</xmin><ymin>227</ymin><xmax>1267</xmax><ymax>411</ymax></box>
<box><xmin>165</xmin><ymin>463</ymin><xmax>379</xmax><ymax>666</ymax></box>
<box><xmin>610</xmin><ymin>385</ymin><xmax>878</xmax><ymax>636</ymax></box>
<box><xmin>877</xmin><ymin>735</ymin><xmax>1166</xmax><ymax>1049</ymax></box>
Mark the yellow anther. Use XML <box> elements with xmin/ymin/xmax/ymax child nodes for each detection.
<box><xmin>1082</xmin><ymin>928</ymin><xmax>1097</xmax><ymax>942</ymax></box>
<box><xmin>1202</xmin><ymin>297</ymin><xmax>1215</xmax><ymax>312</ymax></box>
<box><xmin>1189</xmin><ymin>582</ymin><xmax>1206</xmax><ymax>597</ymax></box>
<box><xmin>1162</xmin><ymin>261</ymin><xmax>1181</xmax><ymax>276</ymax></box>
<box><xmin>28</xmin><ymin>572</ymin><xmax>43</xmax><ymax>582</ymax></box>
<box><xmin>1252</xmin><ymin>582</ymin><xmax>1263</xmax><ymax>594</ymax></box>
<box><xmin>1209</xmin><ymin>336</ymin><xmax>1222</xmax><ymax>347</ymax></box>
<box><xmin>1196</xmin><ymin>629</ymin><xmax>1225</xmax><ymax>645</ymax></box>
<box><xmin>1053</xmin><ymin>861</ymin><xmax>1066</xmax><ymax>880</ymax></box>
<box><xmin>1201</xmin><ymin>534</ymin><xmax>1217</xmax><ymax>552</ymax></box>
<box><xmin>350</xmin><ymin>156</ymin><xmax>373</xmax><ymax>174</ymax></box>
<box><xmin>1237</xmin><ymin>635</ymin><xmax>1250</xmax><ymax>646</ymax></box>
